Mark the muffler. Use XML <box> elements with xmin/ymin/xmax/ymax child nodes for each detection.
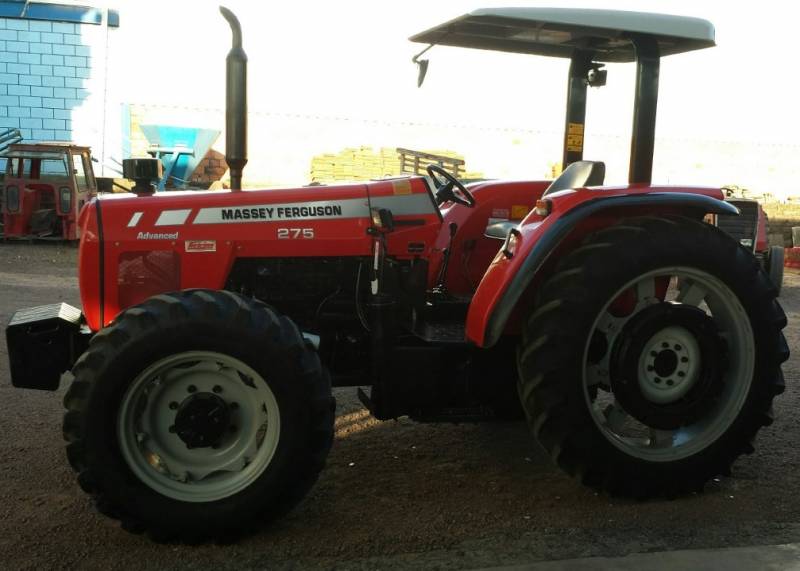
<box><xmin>220</xmin><ymin>6</ymin><xmax>247</xmax><ymax>191</ymax></box>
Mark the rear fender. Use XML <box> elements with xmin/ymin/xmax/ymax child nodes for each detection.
<box><xmin>466</xmin><ymin>191</ymin><xmax>739</xmax><ymax>347</ymax></box>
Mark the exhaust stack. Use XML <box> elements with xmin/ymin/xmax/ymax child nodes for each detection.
<box><xmin>220</xmin><ymin>6</ymin><xmax>247</xmax><ymax>191</ymax></box>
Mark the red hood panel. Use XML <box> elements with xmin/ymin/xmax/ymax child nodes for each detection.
<box><xmin>84</xmin><ymin>177</ymin><xmax>441</xmax><ymax>328</ymax></box>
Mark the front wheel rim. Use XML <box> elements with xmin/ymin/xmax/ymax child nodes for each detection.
<box><xmin>118</xmin><ymin>351</ymin><xmax>281</xmax><ymax>502</ymax></box>
<box><xmin>583</xmin><ymin>267</ymin><xmax>755</xmax><ymax>462</ymax></box>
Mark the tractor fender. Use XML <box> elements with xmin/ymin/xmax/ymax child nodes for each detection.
<box><xmin>468</xmin><ymin>191</ymin><xmax>739</xmax><ymax>348</ymax></box>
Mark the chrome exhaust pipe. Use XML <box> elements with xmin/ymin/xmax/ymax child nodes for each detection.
<box><xmin>220</xmin><ymin>6</ymin><xmax>247</xmax><ymax>191</ymax></box>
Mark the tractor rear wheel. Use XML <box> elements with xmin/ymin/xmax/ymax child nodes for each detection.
<box><xmin>767</xmin><ymin>245</ymin><xmax>784</xmax><ymax>295</ymax></box>
<box><xmin>63</xmin><ymin>290</ymin><xmax>335</xmax><ymax>541</ymax></box>
<box><xmin>517</xmin><ymin>216</ymin><xmax>788</xmax><ymax>498</ymax></box>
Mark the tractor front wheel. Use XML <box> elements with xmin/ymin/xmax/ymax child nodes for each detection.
<box><xmin>63</xmin><ymin>290</ymin><xmax>335</xmax><ymax>541</ymax></box>
<box><xmin>517</xmin><ymin>216</ymin><xmax>788</xmax><ymax>498</ymax></box>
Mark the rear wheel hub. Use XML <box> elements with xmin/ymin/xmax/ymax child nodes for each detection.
<box><xmin>174</xmin><ymin>392</ymin><xmax>231</xmax><ymax>448</ymax></box>
<box><xmin>638</xmin><ymin>325</ymin><xmax>701</xmax><ymax>404</ymax></box>
<box><xmin>611</xmin><ymin>302</ymin><xmax>727</xmax><ymax>430</ymax></box>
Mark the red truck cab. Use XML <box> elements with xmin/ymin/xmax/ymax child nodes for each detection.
<box><xmin>1</xmin><ymin>142</ymin><xmax>96</xmax><ymax>240</ymax></box>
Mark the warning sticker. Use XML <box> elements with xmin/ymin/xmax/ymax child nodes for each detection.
<box><xmin>491</xmin><ymin>208</ymin><xmax>510</xmax><ymax>219</ymax></box>
<box><xmin>568</xmin><ymin>122</ymin><xmax>584</xmax><ymax>135</ymax></box>
<box><xmin>392</xmin><ymin>179</ymin><xmax>412</xmax><ymax>195</ymax></box>
<box><xmin>566</xmin><ymin>135</ymin><xmax>583</xmax><ymax>152</ymax></box>
<box><xmin>566</xmin><ymin>122</ymin><xmax>584</xmax><ymax>152</ymax></box>
<box><xmin>511</xmin><ymin>205</ymin><xmax>530</xmax><ymax>220</ymax></box>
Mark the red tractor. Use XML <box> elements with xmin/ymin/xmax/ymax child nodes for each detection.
<box><xmin>716</xmin><ymin>193</ymin><xmax>784</xmax><ymax>295</ymax></box>
<box><xmin>5</xmin><ymin>8</ymin><xmax>788</xmax><ymax>541</ymax></box>
<box><xmin>1</xmin><ymin>142</ymin><xmax>97</xmax><ymax>240</ymax></box>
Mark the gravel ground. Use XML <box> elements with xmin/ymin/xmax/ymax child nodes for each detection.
<box><xmin>0</xmin><ymin>243</ymin><xmax>798</xmax><ymax>570</ymax></box>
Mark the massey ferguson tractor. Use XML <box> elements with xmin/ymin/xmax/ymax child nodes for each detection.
<box><xmin>4</xmin><ymin>7</ymin><xmax>788</xmax><ymax>541</ymax></box>
<box><xmin>716</xmin><ymin>192</ymin><xmax>784</xmax><ymax>295</ymax></box>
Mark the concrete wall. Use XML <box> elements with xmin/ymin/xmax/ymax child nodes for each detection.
<box><xmin>763</xmin><ymin>203</ymin><xmax>800</xmax><ymax>247</ymax></box>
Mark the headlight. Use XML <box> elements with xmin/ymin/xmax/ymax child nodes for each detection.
<box><xmin>59</xmin><ymin>186</ymin><xmax>71</xmax><ymax>213</ymax></box>
<box><xmin>4</xmin><ymin>185</ymin><xmax>19</xmax><ymax>212</ymax></box>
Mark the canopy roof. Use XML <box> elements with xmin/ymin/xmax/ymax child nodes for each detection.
<box><xmin>409</xmin><ymin>8</ymin><xmax>715</xmax><ymax>62</ymax></box>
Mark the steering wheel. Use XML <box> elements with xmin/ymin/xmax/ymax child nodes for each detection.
<box><xmin>426</xmin><ymin>164</ymin><xmax>476</xmax><ymax>208</ymax></box>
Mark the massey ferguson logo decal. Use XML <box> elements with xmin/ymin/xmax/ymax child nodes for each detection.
<box><xmin>193</xmin><ymin>199</ymin><xmax>367</xmax><ymax>225</ymax></box>
<box><xmin>128</xmin><ymin>195</ymin><xmax>437</xmax><ymax>229</ymax></box>
<box><xmin>220</xmin><ymin>204</ymin><xmax>343</xmax><ymax>221</ymax></box>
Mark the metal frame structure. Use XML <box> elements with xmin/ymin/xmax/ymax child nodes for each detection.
<box><xmin>409</xmin><ymin>8</ymin><xmax>715</xmax><ymax>185</ymax></box>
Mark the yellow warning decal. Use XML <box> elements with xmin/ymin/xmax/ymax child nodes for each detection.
<box><xmin>566</xmin><ymin>135</ymin><xmax>583</xmax><ymax>152</ymax></box>
<box><xmin>566</xmin><ymin>122</ymin><xmax>584</xmax><ymax>152</ymax></box>
<box><xmin>568</xmin><ymin>122</ymin><xmax>584</xmax><ymax>135</ymax></box>
<box><xmin>511</xmin><ymin>205</ymin><xmax>530</xmax><ymax>220</ymax></box>
<box><xmin>392</xmin><ymin>179</ymin><xmax>412</xmax><ymax>195</ymax></box>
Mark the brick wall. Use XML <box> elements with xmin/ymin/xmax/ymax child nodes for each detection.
<box><xmin>191</xmin><ymin>149</ymin><xmax>227</xmax><ymax>186</ymax></box>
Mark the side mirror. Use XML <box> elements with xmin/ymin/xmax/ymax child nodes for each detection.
<box><xmin>415</xmin><ymin>58</ymin><xmax>429</xmax><ymax>87</ymax></box>
<box><xmin>412</xmin><ymin>44</ymin><xmax>433</xmax><ymax>88</ymax></box>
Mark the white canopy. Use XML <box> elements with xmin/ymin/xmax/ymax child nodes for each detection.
<box><xmin>409</xmin><ymin>8</ymin><xmax>715</xmax><ymax>62</ymax></box>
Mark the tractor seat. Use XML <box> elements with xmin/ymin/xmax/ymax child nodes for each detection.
<box><xmin>484</xmin><ymin>161</ymin><xmax>606</xmax><ymax>240</ymax></box>
<box><xmin>484</xmin><ymin>220</ymin><xmax>518</xmax><ymax>240</ymax></box>
<box><xmin>542</xmin><ymin>160</ymin><xmax>605</xmax><ymax>196</ymax></box>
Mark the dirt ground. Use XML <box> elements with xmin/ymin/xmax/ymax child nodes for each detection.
<box><xmin>1</xmin><ymin>243</ymin><xmax>799</xmax><ymax>570</ymax></box>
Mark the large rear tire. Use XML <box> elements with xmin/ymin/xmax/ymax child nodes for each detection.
<box><xmin>517</xmin><ymin>216</ymin><xmax>788</xmax><ymax>498</ymax></box>
<box><xmin>767</xmin><ymin>245</ymin><xmax>784</xmax><ymax>296</ymax></box>
<box><xmin>63</xmin><ymin>290</ymin><xmax>335</xmax><ymax>541</ymax></box>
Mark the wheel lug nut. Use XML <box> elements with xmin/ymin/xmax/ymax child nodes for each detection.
<box><xmin>666</xmin><ymin>379</ymin><xmax>674</xmax><ymax>386</ymax></box>
<box><xmin>647</xmin><ymin>366</ymin><xmax>654</xmax><ymax>372</ymax></box>
<box><xmin>678</xmin><ymin>372</ymin><xmax>686</xmax><ymax>377</ymax></box>
<box><xmin>655</xmin><ymin>377</ymin><xmax>662</xmax><ymax>384</ymax></box>
<box><xmin>681</xmin><ymin>357</ymin><xmax>689</xmax><ymax>363</ymax></box>
<box><xmin>213</xmin><ymin>385</ymin><xmax>223</xmax><ymax>393</ymax></box>
<box><xmin>169</xmin><ymin>401</ymin><xmax>178</xmax><ymax>410</ymax></box>
<box><xmin>187</xmin><ymin>385</ymin><xmax>197</xmax><ymax>393</ymax></box>
<box><xmin>661</xmin><ymin>342</ymin><xmax>669</xmax><ymax>348</ymax></box>
<box><xmin>674</xmin><ymin>344</ymin><xmax>682</xmax><ymax>351</ymax></box>
<box><xmin>168</xmin><ymin>425</ymin><xmax>176</xmax><ymax>433</ymax></box>
<box><xmin>650</xmin><ymin>351</ymin><xmax>657</xmax><ymax>357</ymax></box>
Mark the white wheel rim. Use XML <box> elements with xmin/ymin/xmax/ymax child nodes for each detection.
<box><xmin>117</xmin><ymin>351</ymin><xmax>281</xmax><ymax>502</ymax></box>
<box><xmin>583</xmin><ymin>267</ymin><xmax>755</xmax><ymax>462</ymax></box>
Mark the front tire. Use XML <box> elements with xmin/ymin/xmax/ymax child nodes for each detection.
<box><xmin>63</xmin><ymin>290</ymin><xmax>335</xmax><ymax>541</ymax></box>
<box><xmin>517</xmin><ymin>216</ymin><xmax>788</xmax><ymax>498</ymax></box>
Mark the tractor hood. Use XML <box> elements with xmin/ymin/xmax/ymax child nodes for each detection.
<box><xmin>78</xmin><ymin>178</ymin><xmax>440</xmax><ymax>330</ymax></box>
<box><xmin>93</xmin><ymin>179</ymin><xmax>438</xmax><ymax>244</ymax></box>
